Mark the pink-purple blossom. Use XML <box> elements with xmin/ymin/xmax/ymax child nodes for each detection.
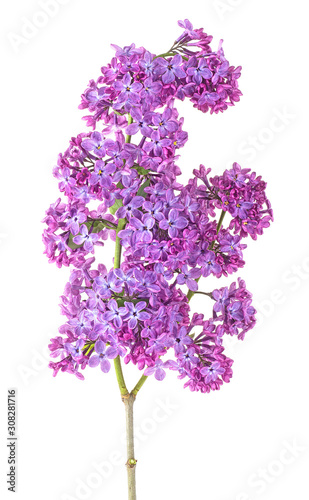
<box><xmin>44</xmin><ymin>20</ymin><xmax>272</xmax><ymax>394</ymax></box>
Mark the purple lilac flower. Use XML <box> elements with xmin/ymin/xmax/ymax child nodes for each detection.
<box><xmin>159</xmin><ymin>209</ymin><xmax>188</xmax><ymax>238</ymax></box>
<box><xmin>123</xmin><ymin>301</ymin><xmax>151</xmax><ymax>329</ymax></box>
<box><xmin>143</xmin><ymin>201</ymin><xmax>164</xmax><ymax>222</ymax></box>
<box><xmin>89</xmin><ymin>340</ymin><xmax>118</xmax><ymax>372</ymax></box>
<box><xmin>64</xmin><ymin>339</ymin><xmax>85</xmax><ymax>360</ymax></box>
<box><xmin>140</xmin><ymin>77</ymin><xmax>162</xmax><ymax>99</ymax></box>
<box><xmin>198</xmin><ymin>91</ymin><xmax>220</xmax><ymax>106</ymax></box>
<box><xmin>139</xmin><ymin>51</ymin><xmax>156</xmax><ymax>76</ymax></box>
<box><xmin>125</xmin><ymin>107</ymin><xmax>153</xmax><ymax>137</ymax></box>
<box><xmin>144</xmin><ymin>359</ymin><xmax>178</xmax><ymax>381</ymax></box>
<box><xmin>54</xmin><ymin>166</ymin><xmax>76</xmax><ymax>194</ymax></box>
<box><xmin>183</xmin><ymin>194</ymin><xmax>200</xmax><ymax>222</ymax></box>
<box><xmin>73</xmin><ymin>225</ymin><xmax>99</xmax><ymax>252</ymax></box>
<box><xmin>176</xmin><ymin>265</ymin><xmax>201</xmax><ymax>291</ymax></box>
<box><xmin>219</xmin><ymin>233</ymin><xmax>245</xmax><ymax>256</ymax></box>
<box><xmin>171</xmin><ymin>326</ymin><xmax>193</xmax><ymax>354</ymax></box>
<box><xmin>178</xmin><ymin>347</ymin><xmax>199</xmax><ymax>370</ymax></box>
<box><xmin>115</xmin><ymin>195</ymin><xmax>144</xmax><ymax>219</ymax></box>
<box><xmin>110</xmin><ymin>43</ymin><xmax>143</xmax><ymax>59</ymax></box>
<box><xmin>230</xmin><ymin>200</ymin><xmax>254</xmax><ymax>219</ymax></box>
<box><xmin>114</xmin><ymin>73</ymin><xmax>143</xmax><ymax>104</ymax></box>
<box><xmin>68</xmin><ymin>310</ymin><xmax>92</xmax><ymax>337</ymax></box>
<box><xmin>144</xmin><ymin>129</ymin><xmax>171</xmax><ymax>156</ymax></box>
<box><xmin>163</xmin><ymin>189</ymin><xmax>183</xmax><ymax>211</ymax></box>
<box><xmin>103</xmin><ymin>299</ymin><xmax>127</xmax><ymax>328</ymax></box>
<box><xmin>94</xmin><ymin>270</ymin><xmax>123</xmax><ymax>298</ymax></box>
<box><xmin>152</xmin><ymin>108</ymin><xmax>178</xmax><ymax>137</ymax></box>
<box><xmin>201</xmin><ymin>251</ymin><xmax>222</xmax><ymax>277</ymax></box>
<box><xmin>187</xmin><ymin>56</ymin><xmax>212</xmax><ymax>85</ymax></box>
<box><xmin>113</xmin><ymin>269</ymin><xmax>136</xmax><ymax>290</ymax></box>
<box><xmin>227</xmin><ymin>301</ymin><xmax>244</xmax><ymax>321</ymax></box>
<box><xmin>212</xmin><ymin>60</ymin><xmax>229</xmax><ymax>85</ymax></box>
<box><xmin>44</xmin><ymin>20</ymin><xmax>272</xmax><ymax>394</ymax></box>
<box><xmin>65</xmin><ymin>208</ymin><xmax>87</xmax><ymax>236</ymax></box>
<box><xmin>177</xmin><ymin>19</ymin><xmax>200</xmax><ymax>40</ymax></box>
<box><xmin>212</xmin><ymin>287</ymin><xmax>230</xmax><ymax>314</ymax></box>
<box><xmin>134</xmin><ymin>270</ymin><xmax>160</xmax><ymax>293</ymax></box>
<box><xmin>155</xmin><ymin>54</ymin><xmax>186</xmax><ymax>84</ymax></box>
<box><xmin>130</xmin><ymin>216</ymin><xmax>155</xmax><ymax>243</ymax></box>
<box><xmin>82</xmin><ymin>132</ymin><xmax>108</xmax><ymax>157</ymax></box>
<box><xmin>89</xmin><ymin>160</ymin><xmax>115</xmax><ymax>187</ymax></box>
<box><xmin>200</xmin><ymin>361</ymin><xmax>225</xmax><ymax>383</ymax></box>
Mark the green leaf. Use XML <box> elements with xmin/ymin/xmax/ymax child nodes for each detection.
<box><xmin>135</xmin><ymin>165</ymin><xmax>150</xmax><ymax>176</ymax></box>
<box><xmin>109</xmin><ymin>198</ymin><xmax>123</xmax><ymax>215</ymax></box>
<box><xmin>90</xmin><ymin>220</ymin><xmax>105</xmax><ymax>233</ymax></box>
<box><xmin>67</xmin><ymin>232</ymin><xmax>82</xmax><ymax>250</ymax></box>
<box><xmin>137</xmin><ymin>179</ymin><xmax>150</xmax><ymax>198</ymax></box>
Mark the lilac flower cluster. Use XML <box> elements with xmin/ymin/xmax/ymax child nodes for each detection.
<box><xmin>43</xmin><ymin>20</ymin><xmax>273</xmax><ymax>393</ymax></box>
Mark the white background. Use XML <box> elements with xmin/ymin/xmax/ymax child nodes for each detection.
<box><xmin>1</xmin><ymin>1</ymin><xmax>308</xmax><ymax>499</ymax></box>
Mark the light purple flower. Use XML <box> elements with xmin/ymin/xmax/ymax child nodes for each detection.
<box><xmin>212</xmin><ymin>287</ymin><xmax>230</xmax><ymax>314</ymax></box>
<box><xmin>152</xmin><ymin>108</ymin><xmax>178</xmax><ymax>137</ymax></box>
<box><xmin>198</xmin><ymin>92</ymin><xmax>220</xmax><ymax>106</ymax></box>
<box><xmin>176</xmin><ymin>265</ymin><xmax>201</xmax><ymax>291</ymax></box>
<box><xmin>171</xmin><ymin>326</ymin><xmax>193</xmax><ymax>354</ymax></box>
<box><xmin>155</xmin><ymin>54</ymin><xmax>186</xmax><ymax>84</ymax></box>
<box><xmin>227</xmin><ymin>301</ymin><xmax>244</xmax><ymax>321</ymax></box>
<box><xmin>82</xmin><ymin>132</ymin><xmax>108</xmax><ymax>157</ymax></box>
<box><xmin>187</xmin><ymin>57</ymin><xmax>212</xmax><ymax>85</ymax></box>
<box><xmin>88</xmin><ymin>340</ymin><xmax>118</xmax><ymax>373</ymax></box>
<box><xmin>94</xmin><ymin>270</ymin><xmax>123</xmax><ymax>298</ymax></box>
<box><xmin>178</xmin><ymin>347</ymin><xmax>199</xmax><ymax>370</ymax></box>
<box><xmin>201</xmin><ymin>361</ymin><xmax>225</xmax><ymax>383</ymax></box>
<box><xmin>73</xmin><ymin>224</ymin><xmax>99</xmax><ymax>252</ymax></box>
<box><xmin>212</xmin><ymin>60</ymin><xmax>229</xmax><ymax>85</ymax></box>
<box><xmin>219</xmin><ymin>234</ymin><xmax>245</xmax><ymax>256</ymax></box>
<box><xmin>125</xmin><ymin>107</ymin><xmax>153</xmax><ymax>137</ymax></box>
<box><xmin>144</xmin><ymin>359</ymin><xmax>178</xmax><ymax>381</ymax></box>
<box><xmin>89</xmin><ymin>160</ymin><xmax>115</xmax><ymax>187</ymax></box>
<box><xmin>103</xmin><ymin>299</ymin><xmax>127</xmax><ymax>328</ymax></box>
<box><xmin>65</xmin><ymin>208</ymin><xmax>87</xmax><ymax>236</ymax></box>
<box><xmin>139</xmin><ymin>51</ymin><xmax>156</xmax><ymax>76</ymax></box>
<box><xmin>114</xmin><ymin>73</ymin><xmax>143</xmax><ymax>104</ymax></box>
<box><xmin>116</xmin><ymin>195</ymin><xmax>144</xmax><ymax>219</ymax></box>
<box><xmin>54</xmin><ymin>167</ymin><xmax>76</xmax><ymax>193</ymax></box>
<box><xmin>130</xmin><ymin>216</ymin><xmax>155</xmax><ymax>243</ymax></box>
<box><xmin>177</xmin><ymin>19</ymin><xmax>199</xmax><ymax>40</ymax></box>
<box><xmin>140</xmin><ymin>77</ymin><xmax>162</xmax><ymax>99</ymax></box>
<box><xmin>143</xmin><ymin>201</ymin><xmax>164</xmax><ymax>222</ymax></box>
<box><xmin>159</xmin><ymin>209</ymin><xmax>188</xmax><ymax>238</ymax></box>
<box><xmin>201</xmin><ymin>251</ymin><xmax>222</xmax><ymax>277</ymax></box>
<box><xmin>123</xmin><ymin>301</ymin><xmax>151</xmax><ymax>329</ymax></box>
<box><xmin>64</xmin><ymin>339</ymin><xmax>85</xmax><ymax>360</ymax></box>
<box><xmin>230</xmin><ymin>200</ymin><xmax>254</xmax><ymax>219</ymax></box>
<box><xmin>144</xmin><ymin>129</ymin><xmax>171</xmax><ymax>156</ymax></box>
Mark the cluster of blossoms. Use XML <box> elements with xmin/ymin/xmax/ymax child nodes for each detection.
<box><xmin>43</xmin><ymin>20</ymin><xmax>272</xmax><ymax>393</ymax></box>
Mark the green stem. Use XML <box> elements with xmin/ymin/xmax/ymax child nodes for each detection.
<box><xmin>131</xmin><ymin>375</ymin><xmax>148</xmax><ymax>397</ymax></box>
<box><xmin>187</xmin><ymin>286</ymin><xmax>197</xmax><ymax>303</ymax></box>
<box><xmin>126</xmin><ymin>115</ymin><xmax>133</xmax><ymax>143</ymax></box>
<box><xmin>193</xmin><ymin>291</ymin><xmax>213</xmax><ymax>298</ymax></box>
<box><xmin>154</xmin><ymin>51</ymin><xmax>177</xmax><ymax>59</ymax></box>
<box><xmin>114</xmin><ymin>218</ymin><xmax>126</xmax><ymax>269</ymax></box>
<box><xmin>114</xmin><ymin>356</ymin><xmax>129</xmax><ymax>396</ymax></box>
<box><xmin>216</xmin><ymin>209</ymin><xmax>226</xmax><ymax>234</ymax></box>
